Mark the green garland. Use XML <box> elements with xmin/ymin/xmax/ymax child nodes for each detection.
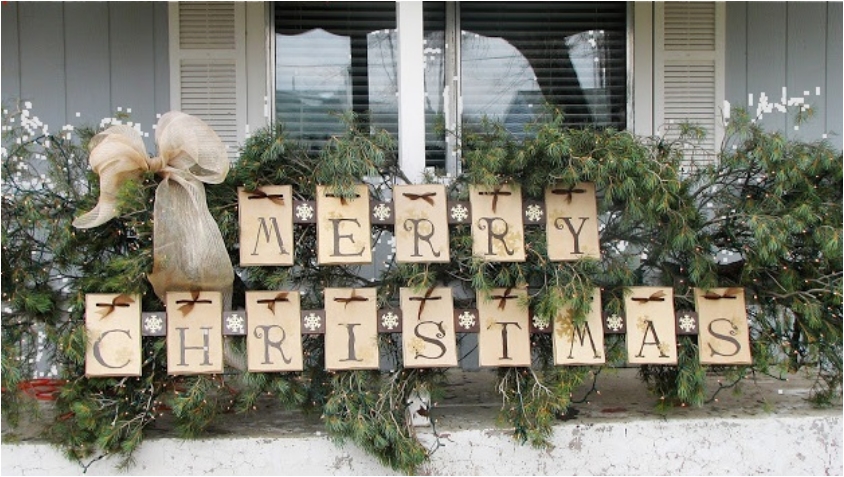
<box><xmin>2</xmin><ymin>104</ymin><xmax>841</xmax><ymax>472</ymax></box>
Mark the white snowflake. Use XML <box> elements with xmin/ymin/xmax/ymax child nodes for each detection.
<box><xmin>303</xmin><ymin>312</ymin><xmax>322</xmax><ymax>332</ymax></box>
<box><xmin>606</xmin><ymin>313</ymin><xmax>623</xmax><ymax>332</ymax></box>
<box><xmin>532</xmin><ymin>314</ymin><xmax>550</xmax><ymax>330</ymax></box>
<box><xmin>295</xmin><ymin>203</ymin><xmax>314</xmax><ymax>221</ymax></box>
<box><xmin>525</xmin><ymin>204</ymin><xmax>544</xmax><ymax>222</ymax></box>
<box><xmin>226</xmin><ymin>313</ymin><xmax>245</xmax><ymax>334</ymax></box>
<box><xmin>458</xmin><ymin>311</ymin><xmax>477</xmax><ymax>330</ymax></box>
<box><xmin>678</xmin><ymin>313</ymin><xmax>697</xmax><ymax>333</ymax></box>
<box><xmin>450</xmin><ymin>204</ymin><xmax>469</xmax><ymax>222</ymax></box>
<box><xmin>144</xmin><ymin>314</ymin><xmax>163</xmax><ymax>334</ymax></box>
<box><xmin>372</xmin><ymin>203</ymin><xmax>392</xmax><ymax>222</ymax></box>
<box><xmin>381</xmin><ymin>311</ymin><xmax>399</xmax><ymax>330</ymax></box>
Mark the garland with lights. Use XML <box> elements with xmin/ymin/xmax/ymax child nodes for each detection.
<box><xmin>2</xmin><ymin>104</ymin><xmax>841</xmax><ymax>472</ymax></box>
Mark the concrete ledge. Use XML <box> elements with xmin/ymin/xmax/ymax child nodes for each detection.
<box><xmin>3</xmin><ymin>370</ymin><xmax>841</xmax><ymax>475</ymax></box>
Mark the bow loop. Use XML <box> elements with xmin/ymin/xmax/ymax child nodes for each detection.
<box><xmin>409</xmin><ymin>286</ymin><xmax>442</xmax><ymax>320</ymax></box>
<box><xmin>703</xmin><ymin>288</ymin><xmax>741</xmax><ymax>300</ymax></box>
<box><xmin>96</xmin><ymin>294</ymin><xmax>135</xmax><ymax>319</ymax></box>
<box><xmin>175</xmin><ymin>290</ymin><xmax>213</xmax><ymax>316</ymax></box>
<box><xmin>257</xmin><ymin>292</ymin><xmax>291</xmax><ymax>313</ymax></box>
<box><xmin>631</xmin><ymin>290</ymin><xmax>666</xmax><ymax>303</ymax></box>
<box><xmin>491</xmin><ymin>287</ymin><xmax>518</xmax><ymax>310</ymax></box>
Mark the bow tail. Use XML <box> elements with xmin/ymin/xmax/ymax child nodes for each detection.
<box><xmin>147</xmin><ymin>177</ymin><xmax>233</xmax><ymax>307</ymax></box>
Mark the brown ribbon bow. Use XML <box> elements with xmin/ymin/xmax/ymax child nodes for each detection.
<box><xmin>478</xmin><ymin>187</ymin><xmax>512</xmax><ymax>213</ymax></box>
<box><xmin>96</xmin><ymin>294</ymin><xmax>135</xmax><ymax>318</ymax></box>
<box><xmin>175</xmin><ymin>290</ymin><xmax>213</xmax><ymax>316</ymax></box>
<box><xmin>257</xmin><ymin>292</ymin><xmax>290</xmax><ymax>313</ymax></box>
<box><xmin>491</xmin><ymin>287</ymin><xmax>519</xmax><ymax>310</ymax></box>
<box><xmin>409</xmin><ymin>286</ymin><xmax>442</xmax><ymax>320</ymax></box>
<box><xmin>631</xmin><ymin>290</ymin><xmax>666</xmax><ymax>303</ymax></box>
<box><xmin>402</xmin><ymin>192</ymin><xmax>437</xmax><ymax>206</ymax></box>
<box><xmin>551</xmin><ymin>187</ymin><xmax>587</xmax><ymax>204</ymax></box>
<box><xmin>702</xmin><ymin>288</ymin><xmax>740</xmax><ymax>300</ymax></box>
<box><xmin>324</xmin><ymin>191</ymin><xmax>361</xmax><ymax>206</ymax></box>
<box><xmin>334</xmin><ymin>290</ymin><xmax>369</xmax><ymax>308</ymax></box>
<box><xmin>247</xmin><ymin>189</ymin><xmax>286</xmax><ymax>206</ymax></box>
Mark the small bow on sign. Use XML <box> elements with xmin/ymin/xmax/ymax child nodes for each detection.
<box><xmin>334</xmin><ymin>290</ymin><xmax>369</xmax><ymax>308</ymax></box>
<box><xmin>703</xmin><ymin>288</ymin><xmax>741</xmax><ymax>300</ymax></box>
<box><xmin>72</xmin><ymin>112</ymin><xmax>234</xmax><ymax>302</ymax></box>
<box><xmin>478</xmin><ymin>187</ymin><xmax>512</xmax><ymax>213</ymax></box>
<box><xmin>409</xmin><ymin>286</ymin><xmax>442</xmax><ymax>320</ymax></box>
<box><xmin>551</xmin><ymin>186</ymin><xmax>587</xmax><ymax>204</ymax></box>
<box><xmin>491</xmin><ymin>287</ymin><xmax>519</xmax><ymax>310</ymax></box>
<box><xmin>631</xmin><ymin>290</ymin><xmax>666</xmax><ymax>303</ymax></box>
<box><xmin>247</xmin><ymin>189</ymin><xmax>286</xmax><ymax>206</ymax></box>
<box><xmin>96</xmin><ymin>294</ymin><xmax>135</xmax><ymax>318</ymax></box>
<box><xmin>175</xmin><ymin>291</ymin><xmax>213</xmax><ymax>316</ymax></box>
<box><xmin>257</xmin><ymin>292</ymin><xmax>290</xmax><ymax>313</ymax></box>
<box><xmin>402</xmin><ymin>191</ymin><xmax>437</xmax><ymax>206</ymax></box>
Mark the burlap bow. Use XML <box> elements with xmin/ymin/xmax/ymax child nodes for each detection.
<box><xmin>72</xmin><ymin>111</ymin><xmax>234</xmax><ymax>302</ymax></box>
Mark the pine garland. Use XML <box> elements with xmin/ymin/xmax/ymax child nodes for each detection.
<box><xmin>1</xmin><ymin>102</ymin><xmax>841</xmax><ymax>473</ymax></box>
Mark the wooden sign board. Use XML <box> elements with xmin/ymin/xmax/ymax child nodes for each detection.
<box><xmin>470</xmin><ymin>184</ymin><xmax>525</xmax><ymax>262</ymax></box>
<box><xmin>394</xmin><ymin>184</ymin><xmax>450</xmax><ymax>263</ymax></box>
<box><xmin>166</xmin><ymin>291</ymin><xmax>224</xmax><ymax>375</ymax></box>
<box><xmin>624</xmin><ymin>287</ymin><xmax>678</xmax><ymax>364</ymax></box>
<box><xmin>545</xmin><ymin>182</ymin><xmax>601</xmax><ymax>261</ymax></box>
<box><xmin>324</xmin><ymin>288</ymin><xmax>379</xmax><ymax>370</ymax></box>
<box><xmin>85</xmin><ymin>294</ymin><xmax>142</xmax><ymax>377</ymax></box>
<box><xmin>694</xmin><ymin>288</ymin><xmax>752</xmax><ymax>365</ymax></box>
<box><xmin>246</xmin><ymin>291</ymin><xmax>304</xmax><ymax>372</ymax></box>
<box><xmin>478</xmin><ymin>288</ymin><xmax>530</xmax><ymax>367</ymax></box>
<box><xmin>400</xmin><ymin>287</ymin><xmax>458</xmax><ymax>367</ymax></box>
<box><xmin>316</xmin><ymin>185</ymin><xmax>372</xmax><ymax>265</ymax></box>
<box><xmin>238</xmin><ymin>186</ymin><xmax>294</xmax><ymax>266</ymax></box>
<box><xmin>553</xmin><ymin>288</ymin><xmax>605</xmax><ymax>365</ymax></box>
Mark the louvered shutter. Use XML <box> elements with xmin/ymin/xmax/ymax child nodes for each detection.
<box><xmin>655</xmin><ymin>2</ymin><xmax>725</xmax><ymax>165</ymax></box>
<box><xmin>169</xmin><ymin>2</ymin><xmax>246</xmax><ymax>160</ymax></box>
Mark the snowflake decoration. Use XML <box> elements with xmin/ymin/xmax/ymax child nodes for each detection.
<box><xmin>606</xmin><ymin>313</ymin><xmax>624</xmax><ymax>332</ymax></box>
<box><xmin>532</xmin><ymin>314</ymin><xmax>550</xmax><ymax>331</ymax></box>
<box><xmin>226</xmin><ymin>313</ymin><xmax>245</xmax><ymax>334</ymax></box>
<box><xmin>458</xmin><ymin>311</ymin><xmax>477</xmax><ymax>330</ymax></box>
<box><xmin>525</xmin><ymin>204</ymin><xmax>544</xmax><ymax>222</ymax></box>
<box><xmin>144</xmin><ymin>314</ymin><xmax>163</xmax><ymax>334</ymax></box>
<box><xmin>295</xmin><ymin>203</ymin><xmax>314</xmax><ymax>221</ymax></box>
<box><xmin>381</xmin><ymin>311</ymin><xmax>399</xmax><ymax>330</ymax></box>
<box><xmin>372</xmin><ymin>203</ymin><xmax>392</xmax><ymax>222</ymax></box>
<box><xmin>678</xmin><ymin>313</ymin><xmax>697</xmax><ymax>333</ymax></box>
<box><xmin>450</xmin><ymin>204</ymin><xmax>469</xmax><ymax>222</ymax></box>
<box><xmin>303</xmin><ymin>312</ymin><xmax>322</xmax><ymax>332</ymax></box>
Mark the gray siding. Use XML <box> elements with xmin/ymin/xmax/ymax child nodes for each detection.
<box><xmin>726</xmin><ymin>2</ymin><xmax>843</xmax><ymax>150</ymax></box>
<box><xmin>1</xmin><ymin>2</ymin><xmax>169</xmax><ymax>146</ymax></box>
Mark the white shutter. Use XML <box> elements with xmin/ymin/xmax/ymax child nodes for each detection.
<box><xmin>655</xmin><ymin>2</ymin><xmax>725</xmax><ymax>166</ymax></box>
<box><xmin>169</xmin><ymin>2</ymin><xmax>247</xmax><ymax>160</ymax></box>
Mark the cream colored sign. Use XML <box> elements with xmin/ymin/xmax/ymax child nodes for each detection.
<box><xmin>246</xmin><ymin>291</ymin><xmax>304</xmax><ymax>372</ymax></box>
<box><xmin>625</xmin><ymin>287</ymin><xmax>678</xmax><ymax>364</ymax></box>
<box><xmin>552</xmin><ymin>288</ymin><xmax>605</xmax><ymax>365</ymax></box>
<box><xmin>478</xmin><ymin>288</ymin><xmax>530</xmax><ymax>367</ymax></box>
<box><xmin>694</xmin><ymin>288</ymin><xmax>752</xmax><ymax>365</ymax></box>
<box><xmin>400</xmin><ymin>287</ymin><xmax>458</xmax><ymax>367</ymax></box>
<box><xmin>395</xmin><ymin>184</ymin><xmax>450</xmax><ymax>263</ymax></box>
<box><xmin>239</xmin><ymin>186</ymin><xmax>294</xmax><ymax>266</ymax></box>
<box><xmin>470</xmin><ymin>184</ymin><xmax>525</xmax><ymax>262</ymax></box>
<box><xmin>545</xmin><ymin>182</ymin><xmax>600</xmax><ymax>261</ymax></box>
<box><xmin>316</xmin><ymin>185</ymin><xmax>372</xmax><ymax>265</ymax></box>
<box><xmin>324</xmin><ymin>288</ymin><xmax>379</xmax><ymax>370</ymax></box>
<box><xmin>166</xmin><ymin>291</ymin><xmax>224</xmax><ymax>375</ymax></box>
<box><xmin>85</xmin><ymin>294</ymin><xmax>142</xmax><ymax>377</ymax></box>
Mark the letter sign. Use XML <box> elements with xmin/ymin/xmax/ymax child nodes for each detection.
<box><xmin>166</xmin><ymin>291</ymin><xmax>224</xmax><ymax>375</ymax></box>
<box><xmin>246</xmin><ymin>291</ymin><xmax>304</xmax><ymax>372</ymax></box>
<box><xmin>478</xmin><ymin>287</ymin><xmax>530</xmax><ymax>367</ymax></box>
<box><xmin>694</xmin><ymin>288</ymin><xmax>752</xmax><ymax>365</ymax></box>
<box><xmin>239</xmin><ymin>186</ymin><xmax>294</xmax><ymax>266</ymax></box>
<box><xmin>316</xmin><ymin>185</ymin><xmax>372</xmax><ymax>265</ymax></box>
<box><xmin>85</xmin><ymin>294</ymin><xmax>142</xmax><ymax>377</ymax></box>
<box><xmin>470</xmin><ymin>184</ymin><xmax>525</xmax><ymax>262</ymax></box>
<box><xmin>545</xmin><ymin>182</ymin><xmax>600</xmax><ymax>261</ymax></box>
<box><xmin>625</xmin><ymin>287</ymin><xmax>678</xmax><ymax>364</ymax></box>
<box><xmin>400</xmin><ymin>287</ymin><xmax>458</xmax><ymax>367</ymax></box>
<box><xmin>395</xmin><ymin>184</ymin><xmax>450</xmax><ymax>263</ymax></box>
<box><xmin>324</xmin><ymin>288</ymin><xmax>379</xmax><ymax>370</ymax></box>
<box><xmin>552</xmin><ymin>288</ymin><xmax>605</xmax><ymax>365</ymax></box>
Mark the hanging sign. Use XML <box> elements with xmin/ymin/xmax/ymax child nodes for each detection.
<box><xmin>246</xmin><ymin>290</ymin><xmax>304</xmax><ymax>372</ymax></box>
<box><xmin>239</xmin><ymin>186</ymin><xmax>294</xmax><ymax>266</ymax></box>
<box><xmin>316</xmin><ymin>185</ymin><xmax>372</xmax><ymax>265</ymax></box>
<box><xmin>478</xmin><ymin>287</ymin><xmax>531</xmax><ymax>367</ymax></box>
<box><xmin>545</xmin><ymin>182</ymin><xmax>601</xmax><ymax>261</ymax></box>
<box><xmin>394</xmin><ymin>184</ymin><xmax>450</xmax><ymax>263</ymax></box>
<box><xmin>470</xmin><ymin>184</ymin><xmax>526</xmax><ymax>262</ymax></box>
<box><xmin>324</xmin><ymin>288</ymin><xmax>379</xmax><ymax>370</ymax></box>
<box><xmin>166</xmin><ymin>291</ymin><xmax>224</xmax><ymax>375</ymax></box>
<box><xmin>552</xmin><ymin>288</ymin><xmax>605</xmax><ymax>365</ymax></box>
<box><xmin>85</xmin><ymin>294</ymin><xmax>142</xmax><ymax>377</ymax></box>
<box><xmin>624</xmin><ymin>287</ymin><xmax>678</xmax><ymax>364</ymax></box>
<box><xmin>694</xmin><ymin>287</ymin><xmax>752</xmax><ymax>365</ymax></box>
<box><xmin>400</xmin><ymin>287</ymin><xmax>458</xmax><ymax>368</ymax></box>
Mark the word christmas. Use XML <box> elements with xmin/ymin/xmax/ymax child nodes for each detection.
<box><xmin>85</xmin><ymin>287</ymin><xmax>752</xmax><ymax>377</ymax></box>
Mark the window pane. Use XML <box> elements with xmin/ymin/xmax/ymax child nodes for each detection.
<box><xmin>423</xmin><ymin>3</ymin><xmax>447</xmax><ymax>169</ymax></box>
<box><xmin>275</xmin><ymin>2</ymin><xmax>398</xmax><ymax>149</ymax></box>
<box><xmin>460</xmin><ymin>2</ymin><xmax>627</xmax><ymax>135</ymax></box>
